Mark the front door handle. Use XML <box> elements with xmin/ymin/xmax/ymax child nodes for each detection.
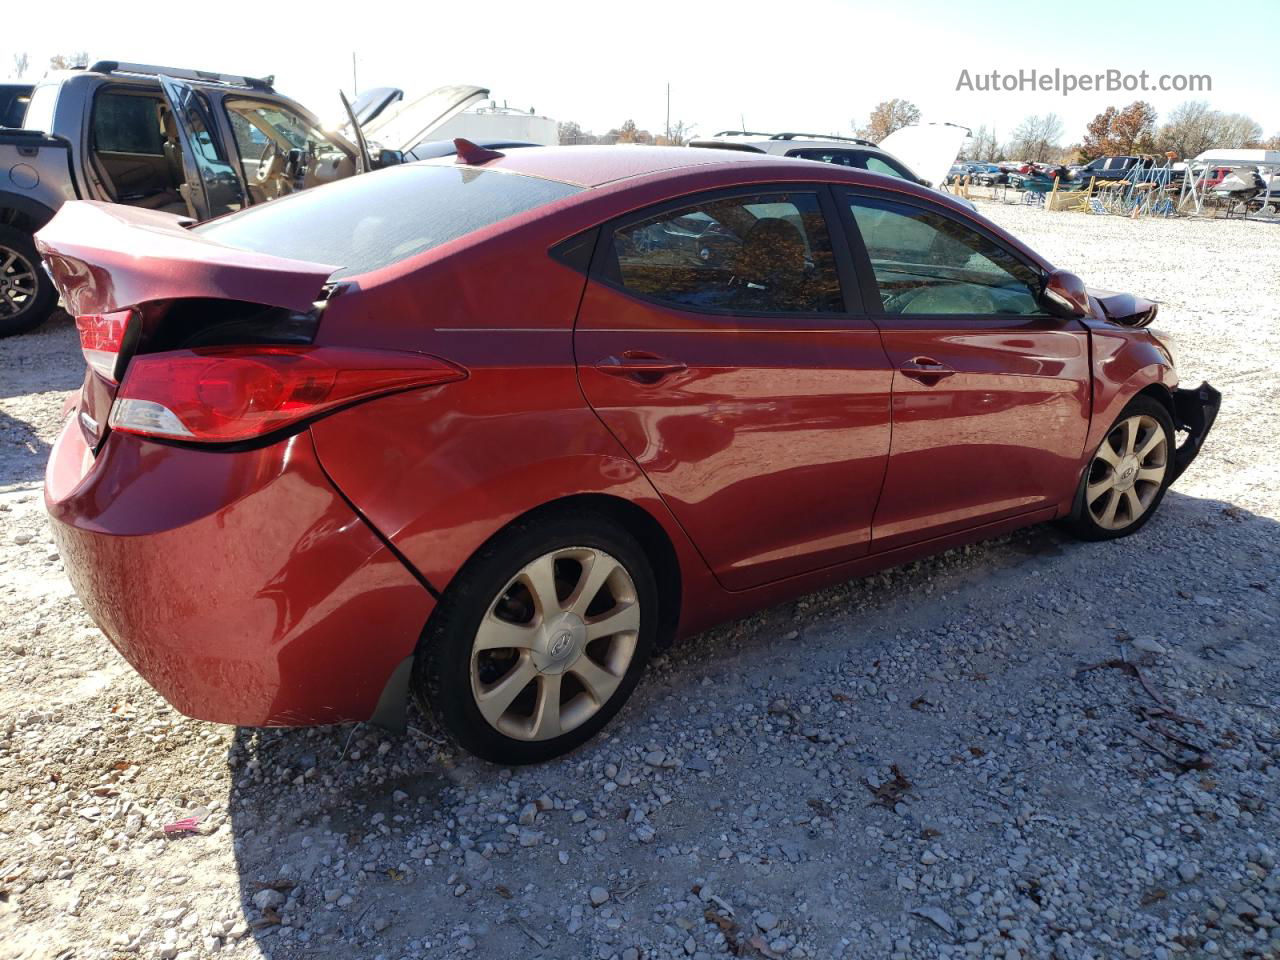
<box><xmin>899</xmin><ymin>356</ymin><xmax>956</xmax><ymax>385</ymax></box>
<box><xmin>595</xmin><ymin>352</ymin><xmax>688</xmax><ymax>382</ymax></box>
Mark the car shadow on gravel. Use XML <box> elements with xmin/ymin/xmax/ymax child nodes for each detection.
<box><xmin>221</xmin><ymin>489</ymin><xmax>1279</xmax><ymax>958</ymax></box>
<box><xmin>0</xmin><ymin>312</ymin><xmax>80</xmax><ymax>487</ymax></box>
<box><xmin>0</xmin><ymin>410</ymin><xmax>56</xmax><ymax>487</ymax></box>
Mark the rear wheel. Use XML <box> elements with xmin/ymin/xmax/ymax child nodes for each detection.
<box><xmin>0</xmin><ymin>224</ymin><xmax>57</xmax><ymax>338</ymax></box>
<box><xmin>1068</xmin><ymin>395</ymin><xmax>1174</xmax><ymax>541</ymax></box>
<box><xmin>414</xmin><ymin>511</ymin><xmax>657</xmax><ymax>764</ymax></box>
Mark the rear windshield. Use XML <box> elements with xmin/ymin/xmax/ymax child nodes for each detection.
<box><xmin>194</xmin><ymin>164</ymin><xmax>582</xmax><ymax>278</ymax></box>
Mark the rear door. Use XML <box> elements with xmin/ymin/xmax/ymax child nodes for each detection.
<box><xmin>157</xmin><ymin>76</ymin><xmax>245</xmax><ymax>220</ymax></box>
<box><xmin>574</xmin><ymin>186</ymin><xmax>893</xmax><ymax>591</ymax></box>
<box><xmin>839</xmin><ymin>189</ymin><xmax>1091</xmax><ymax>551</ymax></box>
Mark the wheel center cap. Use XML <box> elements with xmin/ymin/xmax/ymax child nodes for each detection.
<box><xmin>549</xmin><ymin>631</ymin><xmax>574</xmax><ymax>659</ymax></box>
<box><xmin>1115</xmin><ymin>457</ymin><xmax>1139</xmax><ymax>491</ymax></box>
<box><xmin>533</xmin><ymin>613</ymin><xmax>586</xmax><ymax>674</ymax></box>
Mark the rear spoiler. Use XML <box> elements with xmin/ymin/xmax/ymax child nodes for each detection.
<box><xmin>34</xmin><ymin>201</ymin><xmax>336</xmax><ymax>317</ymax></box>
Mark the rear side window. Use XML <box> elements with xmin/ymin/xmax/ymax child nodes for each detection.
<box><xmin>863</xmin><ymin>156</ymin><xmax>910</xmax><ymax>179</ymax></box>
<box><xmin>603</xmin><ymin>192</ymin><xmax>843</xmax><ymax>314</ymax></box>
<box><xmin>786</xmin><ymin>149</ymin><xmax>860</xmax><ymax>168</ymax></box>
<box><xmin>93</xmin><ymin>92</ymin><xmax>165</xmax><ymax>155</ymax></box>
<box><xmin>195</xmin><ymin>165</ymin><xmax>582</xmax><ymax>277</ymax></box>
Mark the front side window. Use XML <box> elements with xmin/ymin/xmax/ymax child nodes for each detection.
<box><xmin>93</xmin><ymin>92</ymin><xmax>165</xmax><ymax>155</ymax></box>
<box><xmin>606</xmin><ymin>192</ymin><xmax>842</xmax><ymax>314</ymax></box>
<box><xmin>848</xmin><ymin>196</ymin><xmax>1043</xmax><ymax>316</ymax></box>
<box><xmin>223</xmin><ymin>98</ymin><xmax>349</xmax><ymax>179</ymax></box>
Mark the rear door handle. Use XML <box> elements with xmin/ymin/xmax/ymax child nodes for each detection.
<box><xmin>899</xmin><ymin>356</ymin><xmax>956</xmax><ymax>384</ymax></box>
<box><xmin>595</xmin><ymin>352</ymin><xmax>688</xmax><ymax>381</ymax></box>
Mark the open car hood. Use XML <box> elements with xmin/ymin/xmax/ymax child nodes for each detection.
<box><xmin>361</xmin><ymin>83</ymin><xmax>489</xmax><ymax>154</ymax></box>
<box><xmin>1088</xmin><ymin>287</ymin><xmax>1158</xmax><ymax>327</ymax></box>
<box><xmin>878</xmin><ymin>123</ymin><xmax>971</xmax><ymax>189</ymax></box>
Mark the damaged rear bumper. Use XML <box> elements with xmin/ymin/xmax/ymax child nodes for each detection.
<box><xmin>1170</xmin><ymin>381</ymin><xmax>1221</xmax><ymax>482</ymax></box>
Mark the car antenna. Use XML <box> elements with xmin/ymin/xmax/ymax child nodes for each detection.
<box><xmin>454</xmin><ymin>138</ymin><xmax>505</xmax><ymax>165</ymax></box>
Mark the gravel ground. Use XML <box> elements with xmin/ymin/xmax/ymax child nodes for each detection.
<box><xmin>2</xmin><ymin>202</ymin><xmax>1278</xmax><ymax>960</ymax></box>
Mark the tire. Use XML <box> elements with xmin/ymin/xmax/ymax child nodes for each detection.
<box><xmin>414</xmin><ymin>509</ymin><xmax>659</xmax><ymax>764</ymax></box>
<box><xmin>1067</xmin><ymin>395</ymin><xmax>1175</xmax><ymax>542</ymax></box>
<box><xmin>0</xmin><ymin>224</ymin><xmax>57</xmax><ymax>338</ymax></box>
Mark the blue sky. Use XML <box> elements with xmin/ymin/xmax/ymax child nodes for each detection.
<box><xmin>4</xmin><ymin>0</ymin><xmax>1277</xmax><ymax>145</ymax></box>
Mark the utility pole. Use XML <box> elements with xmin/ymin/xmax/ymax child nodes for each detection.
<box><xmin>352</xmin><ymin>52</ymin><xmax>358</xmax><ymax>96</ymax></box>
<box><xmin>665</xmin><ymin>83</ymin><xmax>670</xmax><ymax>142</ymax></box>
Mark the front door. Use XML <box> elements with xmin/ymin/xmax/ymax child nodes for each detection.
<box><xmin>575</xmin><ymin>187</ymin><xmax>893</xmax><ymax>591</ymax></box>
<box><xmin>840</xmin><ymin>190</ymin><xmax>1091</xmax><ymax>551</ymax></box>
<box><xmin>157</xmin><ymin>76</ymin><xmax>244</xmax><ymax>220</ymax></box>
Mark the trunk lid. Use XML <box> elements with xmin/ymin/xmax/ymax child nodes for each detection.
<box><xmin>360</xmin><ymin>83</ymin><xmax>489</xmax><ymax>154</ymax></box>
<box><xmin>35</xmin><ymin>200</ymin><xmax>336</xmax><ymax>449</ymax></box>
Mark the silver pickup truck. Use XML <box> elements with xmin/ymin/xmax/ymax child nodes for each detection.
<box><xmin>0</xmin><ymin>61</ymin><xmax>487</xmax><ymax>336</ymax></box>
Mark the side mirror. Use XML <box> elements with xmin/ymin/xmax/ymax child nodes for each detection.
<box><xmin>373</xmin><ymin>149</ymin><xmax>405</xmax><ymax>169</ymax></box>
<box><xmin>1041</xmin><ymin>269</ymin><xmax>1092</xmax><ymax>319</ymax></box>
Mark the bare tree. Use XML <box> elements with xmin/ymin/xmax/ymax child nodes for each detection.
<box><xmin>1156</xmin><ymin>101</ymin><xmax>1263</xmax><ymax>158</ymax></box>
<box><xmin>11</xmin><ymin>52</ymin><xmax>30</xmax><ymax>80</ymax></box>
<box><xmin>962</xmin><ymin>124</ymin><xmax>1000</xmax><ymax>163</ymax></box>
<box><xmin>859</xmin><ymin>99</ymin><xmax>921</xmax><ymax>143</ymax></box>
<box><xmin>1213</xmin><ymin>112</ymin><xmax>1263</xmax><ymax>148</ymax></box>
<box><xmin>656</xmin><ymin>119</ymin><xmax>696</xmax><ymax>146</ymax></box>
<box><xmin>1155</xmin><ymin>101</ymin><xmax>1216</xmax><ymax>159</ymax></box>
<box><xmin>49</xmin><ymin>51</ymin><xmax>90</xmax><ymax>70</ymax></box>
<box><xmin>1006</xmin><ymin>113</ymin><xmax>1064</xmax><ymax>162</ymax></box>
<box><xmin>557</xmin><ymin>120</ymin><xmax>596</xmax><ymax>145</ymax></box>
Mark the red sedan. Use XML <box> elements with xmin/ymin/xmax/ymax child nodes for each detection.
<box><xmin>38</xmin><ymin>143</ymin><xmax>1219</xmax><ymax>763</ymax></box>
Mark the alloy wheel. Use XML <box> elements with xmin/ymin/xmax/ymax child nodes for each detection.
<box><xmin>0</xmin><ymin>245</ymin><xmax>38</xmax><ymax>320</ymax></box>
<box><xmin>470</xmin><ymin>547</ymin><xmax>640</xmax><ymax>741</ymax></box>
<box><xmin>1085</xmin><ymin>414</ymin><xmax>1169</xmax><ymax>530</ymax></box>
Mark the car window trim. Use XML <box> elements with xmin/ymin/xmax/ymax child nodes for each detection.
<box><xmin>89</xmin><ymin>83</ymin><xmax>169</xmax><ymax>159</ymax></box>
<box><xmin>834</xmin><ymin>186</ymin><xmax>1056</xmax><ymax>323</ymax></box>
<box><xmin>586</xmin><ymin>181</ymin><xmax>865</xmax><ymax>320</ymax></box>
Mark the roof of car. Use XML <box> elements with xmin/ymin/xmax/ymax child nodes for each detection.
<box><xmin>420</xmin><ymin>144</ymin><xmax>846</xmax><ymax>188</ymax></box>
<box><xmin>406</xmin><ymin>144</ymin><xmax>1012</xmax><ymax>249</ymax></box>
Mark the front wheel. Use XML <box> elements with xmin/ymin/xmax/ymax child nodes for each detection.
<box><xmin>414</xmin><ymin>511</ymin><xmax>657</xmax><ymax>764</ymax></box>
<box><xmin>0</xmin><ymin>224</ymin><xmax>57</xmax><ymax>338</ymax></box>
<box><xmin>1067</xmin><ymin>395</ymin><xmax>1174</xmax><ymax>541</ymax></box>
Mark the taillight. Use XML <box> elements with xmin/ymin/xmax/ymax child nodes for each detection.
<box><xmin>76</xmin><ymin>309</ymin><xmax>134</xmax><ymax>381</ymax></box>
<box><xmin>107</xmin><ymin>346</ymin><xmax>465</xmax><ymax>443</ymax></box>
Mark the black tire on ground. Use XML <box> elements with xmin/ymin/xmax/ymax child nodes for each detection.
<box><xmin>0</xmin><ymin>224</ymin><xmax>57</xmax><ymax>338</ymax></box>
<box><xmin>1067</xmin><ymin>394</ymin><xmax>1176</xmax><ymax>542</ymax></box>
<box><xmin>413</xmin><ymin>509</ymin><xmax>659</xmax><ymax>764</ymax></box>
